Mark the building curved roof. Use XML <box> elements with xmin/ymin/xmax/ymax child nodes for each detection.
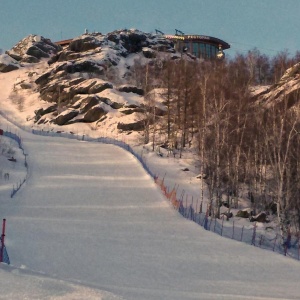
<box><xmin>164</xmin><ymin>34</ymin><xmax>230</xmax><ymax>50</ymax></box>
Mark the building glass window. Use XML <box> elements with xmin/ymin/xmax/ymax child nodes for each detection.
<box><xmin>200</xmin><ymin>43</ymin><xmax>205</xmax><ymax>58</ymax></box>
<box><xmin>192</xmin><ymin>42</ymin><xmax>198</xmax><ymax>57</ymax></box>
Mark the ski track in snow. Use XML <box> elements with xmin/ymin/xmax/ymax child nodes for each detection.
<box><xmin>1</xmin><ymin>115</ymin><xmax>300</xmax><ymax>300</ymax></box>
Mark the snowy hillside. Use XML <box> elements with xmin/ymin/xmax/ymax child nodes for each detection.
<box><xmin>1</xmin><ymin>30</ymin><xmax>300</xmax><ymax>299</ymax></box>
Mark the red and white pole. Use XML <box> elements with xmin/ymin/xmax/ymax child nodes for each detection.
<box><xmin>0</xmin><ymin>219</ymin><xmax>6</xmax><ymax>263</ymax></box>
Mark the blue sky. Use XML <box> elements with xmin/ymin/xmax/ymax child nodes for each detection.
<box><xmin>1</xmin><ymin>0</ymin><xmax>300</xmax><ymax>58</ymax></box>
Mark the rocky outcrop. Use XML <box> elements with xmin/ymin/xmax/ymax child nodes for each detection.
<box><xmin>83</xmin><ymin>106</ymin><xmax>106</xmax><ymax>122</ymax></box>
<box><xmin>0</xmin><ymin>54</ymin><xmax>20</xmax><ymax>72</ymax></box>
<box><xmin>249</xmin><ymin>212</ymin><xmax>269</xmax><ymax>223</ymax></box>
<box><xmin>7</xmin><ymin>35</ymin><xmax>61</xmax><ymax>63</ymax></box>
<box><xmin>118</xmin><ymin>85</ymin><xmax>144</xmax><ymax>96</ymax></box>
<box><xmin>69</xmin><ymin>34</ymin><xmax>103</xmax><ymax>52</ymax></box>
<box><xmin>256</xmin><ymin>62</ymin><xmax>300</xmax><ymax>109</ymax></box>
<box><xmin>236</xmin><ymin>210</ymin><xmax>250</xmax><ymax>218</ymax></box>
<box><xmin>79</xmin><ymin>95</ymin><xmax>100</xmax><ymax>113</ymax></box>
<box><xmin>117</xmin><ymin>120</ymin><xmax>144</xmax><ymax>131</ymax></box>
<box><xmin>28</xmin><ymin>29</ymin><xmax>179</xmax><ymax>129</ymax></box>
<box><xmin>53</xmin><ymin>109</ymin><xmax>79</xmax><ymax>125</ymax></box>
<box><xmin>35</xmin><ymin>105</ymin><xmax>57</xmax><ymax>122</ymax></box>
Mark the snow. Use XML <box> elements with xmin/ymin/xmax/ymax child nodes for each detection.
<box><xmin>0</xmin><ymin>54</ymin><xmax>19</xmax><ymax>66</ymax></box>
<box><xmin>1</xmin><ymin>63</ymin><xmax>300</xmax><ymax>300</ymax></box>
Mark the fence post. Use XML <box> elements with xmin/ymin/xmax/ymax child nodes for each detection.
<box><xmin>185</xmin><ymin>195</ymin><xmax>188</xmax><ymax>218</ymax></box>
<box><xmin>232</xmin><ymin>221</ymin><xmax>235</xmax><ymax>239</ymax></box>
<box><xmin>298</xmin><ymin>237</ymin><xmax>300</xmax><ymax>260</ymax></box>
<box><xmin>191</xmin><ymin>197</ymin><xmax>194</xmax><ymax>221</ymax></box>
<box><xmin>251</xmin><ymin>222</ymin><xmax>257</xmax><ymax>246</ymax></box>
<box><xmin>199</xmin><ymin>201</ymin><xmax>203</xmax><ymax>213</ymax></box>
<box><xmin>0</xmin><ymin>219</ymin><xmax>6</xmax><ymax>263</ymax></box>
<box><xmin>240</xmin><ymin>226</ymin><xmax>244</xmax><ymax>241</ymax></box>
<box><xmin>273</xmin><ymin>234</ymin><xmax>278</xmax><ymax>252</ymax></box>
<box><xmin>220</xmin><ymin>215</ymin><xmax>225</xmax><ymax>236</ymax></box>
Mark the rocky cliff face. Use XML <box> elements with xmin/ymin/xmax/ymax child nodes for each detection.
<box><xmin>6</xmin><ymin>34</ymin><xmax>61</xmax><ymax>63</ymax></box>
<box><xmin>255</xmin><ymin>62</ymin><xmax>300</xmax><ymax>109</ymax></box>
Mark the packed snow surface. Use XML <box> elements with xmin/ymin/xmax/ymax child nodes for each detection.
<box><xmin>1</xmin><ymin>55</ymin><xmax>300</xmax><ymax>300</ymax></box>
<box><xmin>1</xmin><ymin>116</ymin><xmax>300</xmax><ymax>300</ymax></box>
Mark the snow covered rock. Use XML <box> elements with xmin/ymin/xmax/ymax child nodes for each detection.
<box><xmin>13</xmin><ymin>29</ymin><xmax>178</xmax><ymax>131</ymax></box>
<box><xmin>69</xmin><ymin>33</ymin><xmax>103</xmax><ymax>52</ymax></box>
<box><xmin>83</xmin><ymin>105</ymin><xmax>106</xmax><ymax>122</ymax></box>
<box><xmin>117</xmin><ymin>120</ymin><xmax>145</xmax><ymax>131</ymax></box>
<box><xmin>7</xmin><ymin>34</ymin><xmax>61</xmax><ymax>63</ymax></box>
<box><xmin>249</xmin><ymin>212</ymin><xmax>269</xmax><ymax>223</ymax></box>
<box><xmin>54</xmin><ymin>109</ymin><xmax>79</xmax><ymax>125</ymax></box>
<box><xmin>0</xmin><ymin>54</ymin><xmax>20</xmax><ymax>72</ymax></box>
<box><xmin>256</xmin><ymin>61</ymin><xmax>300</xmax><ymax>109</ymax></box>
<box><xmin>118</xmin><ymin>85</ymin><xmax>144</xmax><ymax>96</ymax></box>
<box><xmin>236</xmin><ymin>209</ymin><xmax>250</xmax><ymax>218</ymax></box>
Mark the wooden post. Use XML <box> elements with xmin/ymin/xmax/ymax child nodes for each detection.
<box><xmin>273</xmin><ymin>234</ymin><xmax>278</xmax><ymax>252</ymax></box>
<box><xmin>0</xmin><ymin>219</ymin><xmax>6</xmax><ymax>263</ymax></box>
<box><xmin>297</xmin><ymin>233</ymin><xmax>300</xmax><ymax>260</ymax></box>
<box><xmin>251</xmin><ymin>222</ymin><xmax>257</xmax><ymax>246</ymax></box>
<box><xmin>240</xmin><ymin>226</ymin><xmax>244</xmax><ymax>241</ymax></box>
<box><xmin>221</xmin><ymin>215</ymin><xmax>225</xmax><ymax>236</ymax></box>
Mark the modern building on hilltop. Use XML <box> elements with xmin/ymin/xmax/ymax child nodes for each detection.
<box><xmin>163</xmin><ymin>29</ymin><xmax>230</xmax><ymax>59</ymax></box>
<box><xmin>55</xmin><ymin>29</ymin><xmax>230</xmax><ymax>59</ymax></box>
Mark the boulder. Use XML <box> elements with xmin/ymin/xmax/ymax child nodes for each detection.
<box><xmin>26</xmin><ymin>45</ymin><xmax>50</xmax><ymax>58</ymax></box>
<box><xmin>69</xmin><ymin>34</ymin><xmax>103</xmax><ymax>52</ymax></box>
<box><xmin>249</xmin><ymin>212</ymin><xmax>269</xmax><ymax>223</ymax></box>
<box><xmin>69</xmin><ymin>79</ymin><xmax>98</xmax><ymax>95</ymax></box>
<box><xmin>35</xmin><ymin>105</ymin><xmax>57</xmax><ymax>122</ymax></box>
<box><xmin>53</xmin><ymin>110</ymin><xmax>79</xmax><ymax>125</ymax></box>
<box><xmin>117</xmin><ymin>120</ymin><xmax>144</xmax><ymax>131</ymax></box>
<box><xmin>120</xmin><ymin>31</ymin><xmax>148</xmax><ymax>53</ymax></box>
<box><xmin>0</xmin><ymin>63</ymin><xmax>19</xmax><ymax>73</ymax></box>
<box><xmin>7</xmin><ymin>35</ymin><xmax>61</xmax><ymax>62</ymax></box>
<box><xmin>64</xmin><ymin>60</ymin><xmax>104</xmax><ymax>75</ymax></box>
<box><xmin>142</xmin><ymin>47</ymin><xmax>156</xmax><ymax>58</ymax></box>
<box><xmin>6</xmin><ymin>51</ymin><xmax>22</xmax><ymax>61</ymax></box>
<box><xmin>89</xmin><ymin>81</ymin><xmax>113</xmax><ymax>94</ymax></box>
<box><xmin>236</xmin><ymin>210</ymin><xmax>250</xmax><ymax>218</ymax></box>
<box><xmin>21</xmin><ymin>55</ymin><xmax>40</xmax><ymax>63</ymax></box>
<box><xmin>118</xmin><ymin>85</ymin><xmax>144</xmax><ymax>96</ymax></box>
<box><xmin>0</xmin><ymin>54</ymin><xmax>19</xmax><ymax>72</ymax></box>
<box><xmin>83</xmin><ymin>106</ymin><xmax>106</xmax><ymax>122</ymax></box>
<box><xmin>35</xmin><ymin>71</ymin><xmax>52</xmax><ymax>86</ymax></box>
<box><xmin>20</xmin><ymin>83</ymin><xmax>32</xmax><ymax>89</ymax></box>
<box><xmin>120</xmin><ymin>108</ymin><xmax>142</xmax><ymax>115</ymax></box>
<box><xmin>79</xmin><ymin>96</ymin><xmax>100</xmax><ymax>114</ymax></box>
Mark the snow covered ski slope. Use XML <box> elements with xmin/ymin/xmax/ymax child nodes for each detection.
<box><xmin>1</xmin><ymin>117</ymin><xmax>300</xmax><ymax>299</ymax></box>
